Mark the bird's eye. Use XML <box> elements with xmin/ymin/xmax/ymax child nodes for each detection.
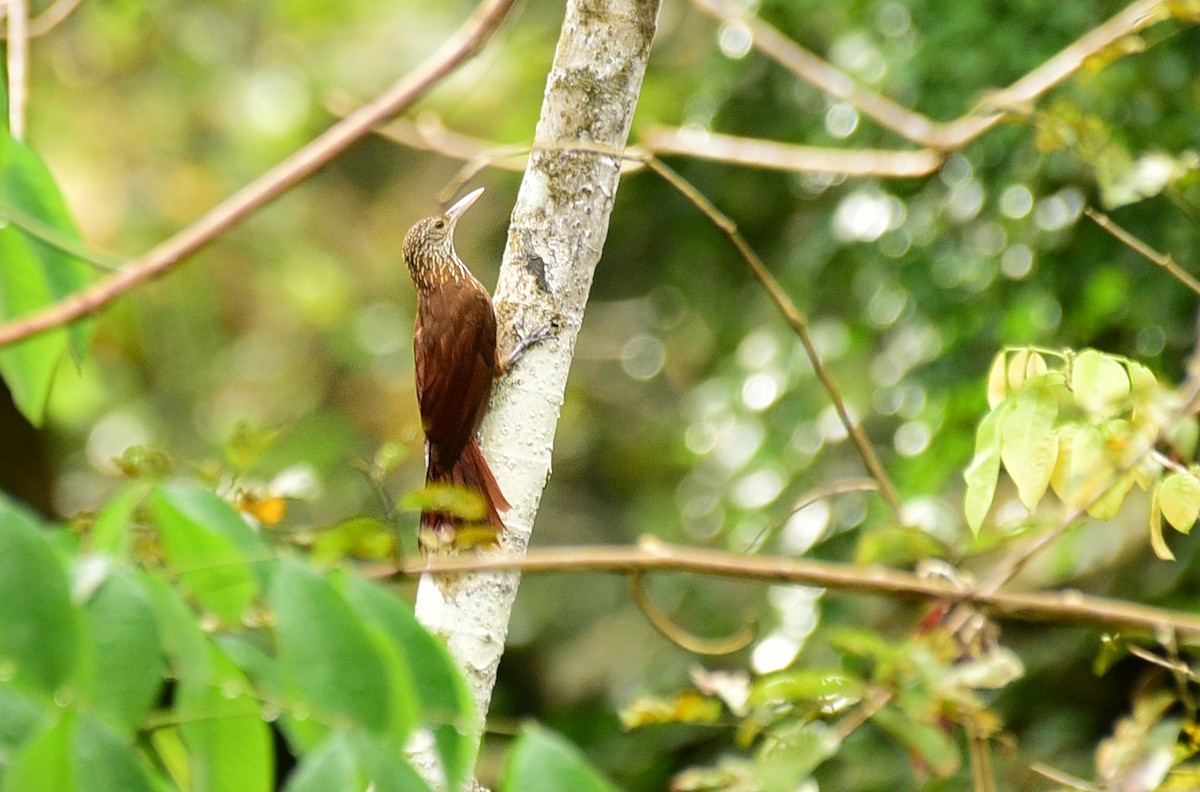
<box><xmin>434</xmin><ymin>220</ymin><xmax>446</xmax><ymax>230</ymax></box>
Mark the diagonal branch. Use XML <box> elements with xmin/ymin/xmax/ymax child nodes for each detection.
<box><xmin>395</xmin><ymin>538</ymin><xmax>1200</xmax><ymax>640</ymax></box>
<box><xmin>644</xmin><ymin>157</ymin><xmax>905</xmax><ymax>520</ymax></box>
<box><xmin>693</xmin><ymin>0</ymin><xmax>1170</xmax><ymax>151</ymax></box>
<box><xmin>0</xmin><ymin>0</ymin><xmax>518</xmax><ymax>349</ymax></box>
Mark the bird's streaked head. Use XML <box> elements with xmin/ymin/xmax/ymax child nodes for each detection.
<box><xmin>403</xmin><ymin>188</ymin><xmax>484</xmax><ymax>283</ymax></box>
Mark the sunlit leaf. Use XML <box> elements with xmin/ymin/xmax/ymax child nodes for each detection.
<box><xmin>964</xmin><ymin>407</ymin><xmax>1003</xmax><ymax>534</ymax></box>
<box><xmin>999</xmin><ymin>379</ymin><xmax>1058</xmax><ymax>510</ymax></box>
<box><xmin>1051</xmin><ymin>423</ymin><xmax>1106</xmax><ymax>507</ymax></box>
<box><xmin>1149</xmin><ymin>481</ymin><xmax>1175</xmax><ymax>561</ymax></box>
<box><xmin>986</xmin><ymin>352</ymin><xmax>1007</xmax><ymax>409</ymax></box>
<box><xmin>0</xmin><ymin>133</ymin><xmax>94</xmax><ymax>425</ymax></box>
<box><xmin>1158</xmin><ymin>471</ymin><xmax>1200</xmax><ymax>534</ymax></box>
<box><xmin>399</xmin><ymin>484</ymin><xmax>487</xmax><ymax>522</ymax></box>
<box><xmin>312</xmin><ymin>517</ymin><xmax>397</xmax><ymax>564</ymax></box>
<box><xmin>1072</xmin><ymin>349</ymin><xmax>1131</xmax><ymax>417</ymax></box>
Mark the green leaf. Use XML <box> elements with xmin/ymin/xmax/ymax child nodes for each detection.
<box><xmin>964</xmin><ymin>407</ymin><xmax>1003</xmax><ymax>534</ymax></box>
<box><xmin>0</xmin><ymin>134</ymin><xmax>93</xmax><ymax>425</ymax></box>
<box><xmin>1072</xmin><ymin>349</ymin><xmax>1130</xmax><ymax>417</ymax></box>
<box><xmin>999</xmin><ymin>378</ymin><xmax>1059</xmax><ymax>510</ymax></box>
<box><xmin>0</xmin><ymin>686</ymin><xmax>47</xmax><ymax>764</ymax></box>
<box><xmin>71</xmin><ymin>714</ymin><xmax>159</xmax><ymax>792</ymax></box>
<box><xmin>270</xmin><ymin>559</ymin><xmax>393</xmax><ymax>734</ymax></box>
<box><xmin>0</xmin><ymin>497</ymin><xmax>80</xmax><ymax>695</ymax></box>
<box><xmin>140</xmin><ymin>573</ymin><xmax>212</xmax><ymax>684</ymax></box>
<box><xmin>342</xmin><ymin>575</ymin><xmax>473</xmax><ymax>788</ymax></box>
<box><xmin>90</xmin><ymin>483</ymin><xmax>151</xmax><ymax>558</ymax></box>
<box><xmin>871</xmin><ymin>706</ymin><xmax>960</xmax><ymax>778</ymax></box>
<box><xmin>283</xmin><ymin>733</ymin><xmax>361</xmax><ymax>792</ymax></box>
<box><xmin>346</xmin><ymin>730</ymin><xmax>433</xmax><ymax>792</ymax></box>
<box><xmin>311</xmin><ymin>517</ymin><xmax>397</xmax><ymax>565</ymax></box>
<box><xmin>501</xmin><ymin>725</ymin><xmax>620</xmax><ymax>792</ymax></box>
<box><xmin>77</xmin><ymin>567</ymin><xmax>164</xmax><ymax>737</ymax></box>
<box><xmin>149</xmin><ymin>485</ymin><xmax>265</xmax><ymax>625</ymax></box>
<box><xmin>1159</xmin><ymin>471</ymin><xmax>1200</xmax><ymax>534</ymax></box>
<box><xmin>750</xmin><ymin>669</ymin><xmax>862</xmax><ymax>706</ymax></box>
<box><xmin>399</xmin><ymin>484</ymin><xmax>486</xmax><ymax>522</ymax></box>
<box><xmin>4</xmin><ymin>709</ymin><xmax>75</xmax><ymax>792</ymax></box>
<box><xmin>177</xmin><ymin>647</ymin><xmax>273</xmax><ymax>792</ymax></box>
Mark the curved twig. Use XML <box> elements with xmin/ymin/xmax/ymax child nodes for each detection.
<box><xmin>0</xmin><ymin>0</ymin><xmax>519</xmax><ymax>348</ymax></box>
<box><xmin>629</xmin><ymin>570</ymin><xmax>756</xmax><ymax>655</ymax></box>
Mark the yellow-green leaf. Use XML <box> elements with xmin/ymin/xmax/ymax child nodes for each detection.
<box><xmin>1126</xmin><ymin>361</ymin><xmax>1159</xmax><ymax>398</ymax></box>
<box><xmin>1072</xmin><ymin>350</ymin><xmax>1130</xmax><ymax>417</ymax></box>
<box><xmin>986</xmin><ymin>352</ymin><xmax>1007</xmax><ymax>409</ymax></box>
<box><xmin>1000</xmin><ymin>379</ymin><xmax>1059</xmax><ymax>510</ymax></box>
<box><xmin>1051</xmin><ymin>424</ymin><xmax>1105</xmax><ymax>507</ymax></box>
<box><xmin>1148</xmin><ymin>482</ymin><xmax>1174</xmax><ymax>561</ymax></box>
<box><xmin>1006</xmin><ymin>349</ymin><xmax>1030</xmax><ymax>391</ymax></box>
<box><xmin>1088</xmin><ymin>471</ymin><xmax>1137</xmax><ymax>520</ymax></box>
<box><xmin>1158</xmin><ymin>471</ymin><xmax>1200</xmax><ymax>534</ymax></box>
<box><xmin>964</xmin><ymin>408</ymin><xmax>1003</xmax><ymax>535</ymax></box>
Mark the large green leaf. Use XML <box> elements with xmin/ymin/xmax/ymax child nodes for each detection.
<box><xmin>283</xmin><ymin>733</ymin><xmax>361</xmax><ymax>792</ymax></box>
<box><xmin>149</xmin><ymin>485</ymin><xmax>266</xmax><ymax>625</ymax></box>
<box><xmin>177</xmin><ymin>647</ymin><xmax>274</xmax><ymax>792</ymax></box>
<box><xmin>341</xmin><ymin>575</ymin><xmax>470</xmax><ymax>785</ymax></box>
<box><xmin>0</xmin><ymin>496</ymin><xmax>79</xmax><ymax>696</ymax></box>
<box><xmin>0</xmin><ymin>686</ymin><xmax>46</xmax><ymax>774</ymax></box>
<box><xmin>501</xmin><ymin>726</ymin><xmax>619</xmax><ymax>792</ymax></box>
<box><xmin>71</xmin><ymin>714</ymin><xmax>159</xmax><ymax>792</ymax></box>
<box><xmin>77</xmin><ymin>567</ymin><xmax>165</xmax><ymax>737</ymax></box>
<box><xmin>0</xmin><ymin>132</ymin><xmax>93</xmax><ymax>425</ymax></box>
<box><xmin>270</xmin><ymin>559</ymin><xmax>393</xmax><ymax>735</ymax></box>
<box><xmin>3</xmin><ymin>710</ymin><xmax>75</xmax><ymax>792</ymax></box>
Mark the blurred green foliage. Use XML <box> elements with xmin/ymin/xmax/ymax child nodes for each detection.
<box><xmin>2</xmin><ymin>0</ymin><xmax>1200</xmax><ymax>788</ymax></box>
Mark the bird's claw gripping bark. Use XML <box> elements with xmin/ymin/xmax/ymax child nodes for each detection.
<box><xmin>501</xmin><ymin>323</ymin><xmax>555</xmax><ymax>374</ymax></box>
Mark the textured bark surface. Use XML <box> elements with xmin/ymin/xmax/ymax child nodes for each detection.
<box><xmin>411</xmin><ymin>0</ymin><xmax>661</xmax><ymax>781</ymax></box>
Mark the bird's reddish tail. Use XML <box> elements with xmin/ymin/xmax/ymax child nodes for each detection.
<box><xmin>420</xmin><ymin>439</ymin><xmax>509</xmax><ymax>552</ymax></box>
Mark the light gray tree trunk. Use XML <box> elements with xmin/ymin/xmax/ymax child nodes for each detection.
<box><xmin>411</xmin><ymin>0</ymin><xmax>662</xmax><ymax>785</ymax></box>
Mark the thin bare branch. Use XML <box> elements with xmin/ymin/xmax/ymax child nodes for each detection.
<box><xmin>6</xmin><ymin>0</ymin><xmax>28</xmax><ymax>139</ymax></box>
<box><xmin>642</xmin><ymin>127</ymin><xmax>943</xmax><ymax>176</ymax></box>
<box><xmin>392</xmin><ymin>538</ymin><xmax>1200</xmax><ymax>640</ymax></box>
<box><xmin>694</xmin><ymin>0</ymin><xmax>1170</xmax><ymax>151</ymax></box>
<box><xmin>0</xmin><ymin>0</ymin><xmax>84</xmax><ymax>38</ymax></box>
<box><xmin>0</xmin><ymin>0</ymin><xmax>518</xmax><ymax>349</ymax></box>
<box><xmin>643</xmin><ymin>156</ymin><xmax>905</xmax><ymax>520</ymax></box>
<box><xmin>1086</xmin><ymin>207</ymin><xmax>1200</xmax><ymax>296</ymax></box>
<box><xmin>629</xmin><ymin>571</ymin><xmax>756</xmax><ymax>655</ymax></box>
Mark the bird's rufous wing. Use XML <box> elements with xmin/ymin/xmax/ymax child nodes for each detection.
<box><xmin>413</xmin><ymin>283</ymin><xmax>498</xmax><ymax>476</ymax></box>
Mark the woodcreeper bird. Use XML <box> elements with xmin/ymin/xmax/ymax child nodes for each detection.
<box><xmin>402</xmin><ymin>188</ymin><xmax>533</xmax><ymax>551</ymax></box>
